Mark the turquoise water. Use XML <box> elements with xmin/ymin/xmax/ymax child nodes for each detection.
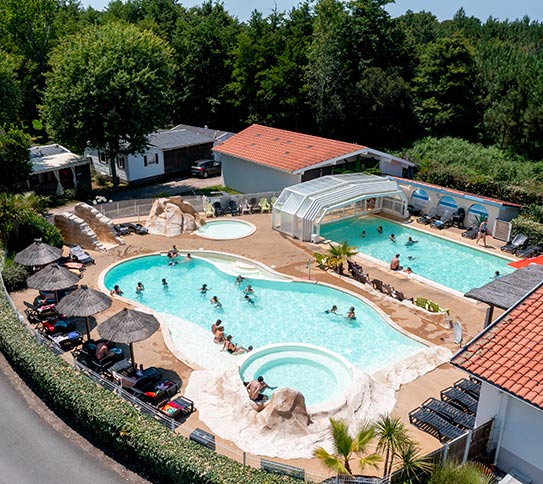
<box><xmin>197</xmin><ymin>220</ymin><xmax>253</xmax><ymax>239</ymax></box>
<box><xmin>320</xmin><ymin>217</ymin><xmax>514</xmax><ymax>293</ymax></box>
<box><xmin>239</xmin><ymin>345</ymin><xmax>353</xmax><ymax>406</ymax></box>
<box><xmin>104</xmin><ymin>255</ymin><xmax>424</xmax><ymax>373</ymax></box>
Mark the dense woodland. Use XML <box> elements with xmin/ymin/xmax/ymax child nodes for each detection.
<box><xmin>2</xmin><ymin>0</ymin><xmax>543</xmax><ymax>207</ymax></box>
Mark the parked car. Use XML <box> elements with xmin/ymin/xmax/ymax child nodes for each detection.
<box><xmin>191</xmin><ymin>159</ymin><xmax>222</xmax><ymax>178</ymax></box>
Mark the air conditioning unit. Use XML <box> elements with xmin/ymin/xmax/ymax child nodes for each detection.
<box><xmin>493</xmin><ymin>219</ymin><xmax>512</xmax><ymax>242</ymax></box>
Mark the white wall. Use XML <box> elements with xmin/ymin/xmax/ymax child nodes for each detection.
<box><xmin>126</xmin><ymin>148</ymin><xmax>164</xmax><ymax>182</ymax></box>
<box><xmin>220</xmin><ymin>154</ymin><xmax>301</xmax><ymax>193</ymax></box>
<box><xmin>477</xmin><ymin>383</ymin><xmax>543</xmax><ymax>482</ymax></box>
<box><xmin>379</xmin><ymin>159</ymin><xmax>407</xmax><ymax>177</ymax></box>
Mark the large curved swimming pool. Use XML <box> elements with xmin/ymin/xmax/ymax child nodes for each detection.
<box><xmin>103</xmin><ymin>254</ymin><xmax>424</xmax><ymax>374</ymax></box>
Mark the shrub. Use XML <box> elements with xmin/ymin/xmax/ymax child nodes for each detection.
<box><xmin>95</xmin><ymin>174</ymin><xmax>110</xmax><ymax>187</ymax></box>
<box><xmin>511</xmin><ymin>216</ymin><xmax>543</xmax><ymax>246</ymax></box>
<box><xmin>0</xmin><ymin>286</ymin><xmax>301</xmax><ymax>484</ymax></box>
<box><xmin>6</xmin><ymin>213</ymin><xmax>64</xmax><ymax>254</ymax></box>
<box><xmin>1</xmin><ymin>257</ymin><xmax>28</xmax><ymax>292</ymax></box>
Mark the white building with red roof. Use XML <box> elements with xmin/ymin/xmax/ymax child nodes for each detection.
<box><xmin>213</xmin><ymin>124</ymin><xmax>413</xmax><ymax>193</ymax></box>
<box><xmin>452</xmin><ymin>283</ymin><xmax>543</xmax><ymax>482</ymax></box>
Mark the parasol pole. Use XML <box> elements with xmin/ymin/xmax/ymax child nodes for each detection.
<box><xmin>85</xmin><ymin>316</ymin><xmax>91</xmax><ymax>340</ymax></box>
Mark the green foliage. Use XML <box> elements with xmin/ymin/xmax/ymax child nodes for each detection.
<box><xmin>1</xmin><ymin>256</ymin><xmax>29</xmax><ymax>292</ymax></box>
<box><xmin>0</xmin><ymin>127</ymin><xmax>32</xmax><ymax>192</ymax></box>
<box><xmin>313</xmin><ymin>418</ymin><xmax>382</xmax><ymax>476</ymax></box>
<box><xmin>511</xmin><ymin>216</ymin><xmax>543</xmax><ymax>247</ymax></box>
<box><xmin>405</xmin><ymin>136</ymin><xmax>543</xmax><ymax>206</ymax></box>
<box><xmin>6</xmin><ymin>213</ymin><xmax>64</xmax><ymax>255</ymax></box>
<box><xmin>428</xmin><ymin>461</ymin><xmax>494</xmax><ymax>484</ymax></box>
<box><xmin>0</xmin><ymin>290</ymin><xmax>301</xmax><ymax>484</ymax></box>
<box><xmin>42</xmin><ymin>21</ymin><xmax>175</xmax><ymax>187</ymax></box>
<box><xmin>0</xmin><ymin>50</ymin><xmax>22</xmax><ymax>124</ymax></box>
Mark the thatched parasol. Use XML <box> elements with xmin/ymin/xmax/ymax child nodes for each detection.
<box><xmin>98</xmin><ymin>308</ymin><xmax>160</xmax><ymax>366</ymax></box>
<box><xmin>55</xmin><ymin>285</ymin><xmax>112</xmax><ymax>340</ymax></box>
<box><xmin>26</xmin><ymin>263</ymin><xmax>80</xmax><ymax>302</ymax></box>
<box><xmin>15</xmin><ymin>240</ymin><xmax>62</xmax><ymax>267</ymax></box>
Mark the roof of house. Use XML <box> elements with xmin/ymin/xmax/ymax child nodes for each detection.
<box><xmin>30</xmin><ymin>144</ymin><xmax>87</xmax><ymax>174</ymax></box>
<box><xmin>464</xmin><ymin>265</ymin><xmax>543</xmax><ymax>310</ymax></box>
<box><xmin>170</xmin><ymin>124</ymin><xmax>232</xmax><ymax>142</ymax></box>
<box><xmin>149</xmin><ymin>128</ymin><xmax>214</xmax><ymax>151</ymax></box>
<box><xmin>212</xmin><ymin>124</ymin><xmax>368</xmax><ymax>174</ymax></box>
<box><xmin>452</xmin><ymin>282</ymin><xmax>543</xmax><ymax>410</ymax></box>
<box><xmin>394</xmin><ymin>177</ymin><xmax>522</xmax><ymax>208</ymax></box>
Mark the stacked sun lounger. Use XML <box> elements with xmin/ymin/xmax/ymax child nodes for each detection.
<box><xmin>409</xmin><ymin>378</ymin><xmax>481</xmax><ymax>442</ymax></box>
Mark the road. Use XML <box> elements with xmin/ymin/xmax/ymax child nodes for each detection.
<box><xmin>0</xmin><ymin>354</ymin><xmax>146</xmax><ymax>484</ymax></box>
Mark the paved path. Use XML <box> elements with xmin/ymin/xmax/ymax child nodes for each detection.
<box><xmin>0</xmin><ymin>354</ymin><xmax>147</xmax><ymax>484</ymax></box>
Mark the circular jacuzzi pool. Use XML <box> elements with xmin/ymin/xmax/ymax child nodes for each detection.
<box><xmin>239</xmin><ymin>343</ymin><xmax>353</xmax><ymax>408</ymax></box>
<box><xmin>196</xmin><ymin>220</ymin><xmax>256</xmax><ymax>240</ymax></box>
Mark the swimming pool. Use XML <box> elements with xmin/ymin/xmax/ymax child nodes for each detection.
<box><xmin>320</xmin><ymin>217</ymin><xmax>514</xmax><ymax>293</ymax></box>
<box><xmin>196</xmin><ymin>220</ymin><xmax>255</xmax><ymax>240</ymax></box>
<box><xmin>103</xmin><ymin>254</ymin><xmax>424</xmax><ymax>374</ymax></box>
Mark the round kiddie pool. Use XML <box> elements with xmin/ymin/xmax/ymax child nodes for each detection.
<box><xmin>195</xmin><ymin>220</ymin><xmax>256</xmax><ymax>240</ymax></box>
<box><xmin>239</xmin><ymin>343</ymin><xmax>353</xmax><ymax>409</ymax></box>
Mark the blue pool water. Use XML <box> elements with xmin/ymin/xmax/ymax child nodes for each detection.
<box><xmin>320</xmin><ymin>217</ymin><xmax>514</xmax><ymax>293</ymax></box>
<box><xmin>197</xmin><ymin>220</ymin><xmax>254</xmax><ymax>239</ymax></box>
<box><xmin>104</xmin><ymin>255</ymin><xmax>424</xmax><ymax>373</ymax></box>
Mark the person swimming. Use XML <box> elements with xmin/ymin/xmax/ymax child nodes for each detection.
<box><xmin>135</xmin><ymin>281</ymin><xmax>145</xmax><ymax>294</ymax></box>
<box><xmin>162</xmin><ymin>278</ymin><xmax>168</xmax><ymax>288</ymax></box>
<box><xmin>389</xmin><ymin>233</ymin><xmax>397</xmax><ymax>243</ymax></box>
<box><xmin>243</xmin><ymin>284</ymin><xmax>254</xmax><ymax>295</ymax></box>
<box><xmin>377</xmin><ymin>226</ymin><xmax>383</xmax><ymax>234</ymax></box>
<box><xmin>200</xmin><ymin>283</ymin><xmax>210</xmax><ymax>294</ymax></box>
<box><xmin>244</xmin><ymin>295</ymin><xmax>255</xmax><ymax>305</ymax></box>
<box><xmin>405</xmin><ymin>236</ymin><xmax>419</xmax><ymax>246</ymax></box>
<box><xmin>346</xmin><ymin>306</ymin><xmax>356</xmax><ymax>320</ymax></box>
<box><xmin>235</xmin><ymin>275</ymin><xmax>245</xmax><ymax>285</ymax></box>
<box><xmin>325</xmin><ymin>305</ymin><xmax>338</xmax><ymax>314</ymax></box>
<box><xmin>360</xmin><ymin>230</ymin><xmax>366</xmax><ymax>238</ymax></box>
<box><xmin>210</xmin><ymin>296</ymin><xmax>222</xmax><ymax>308</ymax></box>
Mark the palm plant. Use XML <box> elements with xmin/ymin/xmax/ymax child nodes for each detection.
<box><xmin>428</xmin><ymin>461</ymin><xmax>494</xmax><ymax>484</ymax></box>
<box><xmin>375</xmin><ymin>415</ymin><xmax>412</xmax><ymax>477</ymax></box>
<box><xmin>0</xmin><ymin>192</ymin><xmax>48</xmax><ymax>247</ymax></box>
<box><xmin>313</xmin><ymin>418</ymin><xmax>382</xmax><ymax>476</ymax></box>
<box><xmin>326</xmin><ymin>241</ymin><xmax>358</xmax><ymax>273</ymax></box>
<box><xmin>395</xmin><ymin>441</ymin><xmax>434</xmax><ymax>483</ymax></box>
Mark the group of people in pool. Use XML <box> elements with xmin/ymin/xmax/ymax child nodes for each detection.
<box><xmin>200</xmin><ymin>276</ymin><xmax>257</xmax><ymax>310</ymax></box>
<box><xmin>167</xmin><ymin>246</ymin><xmax>192</xmax><ymax>266</ymax></box>
<box><xmin>110</xmin><ymin>278</ymin><xmax>171</xmax><ymax>296</ymax></box>
<box><xmin>325</xmin><ymin>305</ymin><xmax>356</xmax><ymax>320</ymax></box>
<box><xmin>211</xmin><ymin>318</ymin><xmax>253</xmax><ymax>355</ymax></box>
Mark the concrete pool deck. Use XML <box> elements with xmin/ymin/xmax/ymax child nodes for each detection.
<box><xmin>10</xmin><ymin>212</ymin><xmax>509</xmax><ymax>477</ymax></box>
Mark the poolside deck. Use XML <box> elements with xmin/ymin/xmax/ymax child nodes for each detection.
<box><xmin>10</xmin><ymin>212</ymin><xmax>509</xmax><ymax>478</ymax></box>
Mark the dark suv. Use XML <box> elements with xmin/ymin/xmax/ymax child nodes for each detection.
<box><xmin>191</xmin><ymin>159</ymin><xmax>222</xmax><ymax>178</ymax></box>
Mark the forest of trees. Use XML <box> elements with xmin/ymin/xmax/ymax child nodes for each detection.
<box><xmin>2</xmin><ymin>0</ymin><xmax>543</xmax><ymax>195</ymax></box>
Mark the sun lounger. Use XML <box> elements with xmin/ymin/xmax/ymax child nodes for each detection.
<box><xmin>371</xmin><ymin>279</ymin><xmax>384</xmax><ymax>292</ymax></box>
<box><xmin>69</xmin><ymin>245</ymin><xmax>95</xmax><ymax>264</ymax></box>
<box><xmin>461</xmin><ymin>226</ymin><xmax>478</xmax><ymax>239</ymax></box>
<box><xmin>114</xmin><ymin>224</ymin><xmax>130</xmax><ymax>236</ymax></box>
<box><xmin>430</xmin><ymin>210</ymin><xmax>453</xmax><ymax>229</ymax></box>
<box><xmin>454</xmin><ymin>378</ymin><xmax>481</xmax><ymax>399</ymax></box>
<box><xmin>120</xmin><ymin>223</ymin><xmax>148</xmax><ymax>235</ymax></box>
<box><xmin>270</xmin><ymin>196</ymin><xmax>278</xmax><ymax>207</ymax></box>
<box><xmin>409</xmin><ymin>407</ymin><xmax>466</xmax><ymax>442</ymax></box>
<box><xmin>414</xmin><ymin>297</ymin><xmax>429</xmax><ymax>310</ymax></box>
<box><xmin>500</xmin><ymin>233</ymin><xmax>528</xmax><ymax>253</ymax></box>
<box><xmin>407</xmin><ymin>204</ymin><xmax>422</xmax><ymax>216</ymax></box>
<box><xmin>159</xmin><ymin>396</ymin><xmax>194</xmax><ymax>418</ymax></box>
<box><xmin>417</xmin><ymin>207</ymin><xmax>438</xmax><ymax>225</ymax></box>
<box><xmin>516</xmin><ymin>245</ymin><xmax>542</xmax><ymax>258</ymax></box>
<box><xmin>440</xmin><ymin>386</ymin><xmax>478</xmax><ymax>415</ymax></box>
<box><xmin>381</xmin><ymin>283</ymin><xmax>394</xmax><ymax>297</ymax></box>
<box><xmin>393</xmin><ymin>290</ymin><xmax>406</xmax><ymax>302</ymax></box>
<box><xmin>204</xmin><ymin>199</ymin><xmax>214</xmax><ymax>217</ymax></box>
<box><xmin>49</xmin><ymin>330</ymin><xmax>83</xmax><ymax>351</ymax></box>
<box><xmin>421</xmin><ymin>397</ymin><xmax>475</xmax><ymax>430</ymax></box>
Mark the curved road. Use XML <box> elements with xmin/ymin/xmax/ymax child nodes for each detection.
<box><xmin>0</xmin><ymin>355</ymin><xmax>145</xmax><ymax>484</ymax></box>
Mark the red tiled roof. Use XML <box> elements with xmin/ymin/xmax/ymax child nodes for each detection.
<box><xmin>452</xmin><ymin>284</ymin><xmax>543</xmax><ymax>410</ymax></box>
<box><xmin>212</xmin><ymin>124</ymin><xmax>365</xmax><ymax>173</ymax></box>
<box><xmin>394</xmin><ymin>177</ymin><xmax>522</xmax><ymax>208</ymax></box>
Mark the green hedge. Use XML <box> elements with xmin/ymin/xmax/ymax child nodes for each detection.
<box><xmin>511</xmin><ymin>216</ymin><xmax>543</xmax><ymax>247</ymax></box>
<box><xmin>0</xmin><ymin>294</ymin><xmax>302</xmax><ymax>484</ymax></box>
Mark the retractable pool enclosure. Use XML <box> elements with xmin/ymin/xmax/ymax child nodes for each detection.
<box><xmin>272</xmin><ymin>174</ymin><xmax>409</xmax><ymax>241</ymax></box>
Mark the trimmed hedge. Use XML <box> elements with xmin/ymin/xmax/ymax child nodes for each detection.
<box><xmin>0</xmin><ymin>294</ymin><xmax>302</xmax><ymax>484</ymax></box>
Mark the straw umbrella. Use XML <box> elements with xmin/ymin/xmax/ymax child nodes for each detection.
<box><xmin>15</xmin><ymin>239</ymin><xmax>62</xmax><ymax>267</ymax></box>
<box><xmin>55</xmin><ymin>285</ymin><xmax>112</xmax><ymax>340</ymax></box>
<box><xmin>26</xmin><ymin>263</ymin><xmax>80</xmax><ymax>302</ymax></box>
<box><xmin>98</xmin><ymin>308</ymin><xmax>160</xmax><ymax>367</ymax></box>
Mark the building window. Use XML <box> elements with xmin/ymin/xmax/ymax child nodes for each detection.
<box><xmin>154</xmin><ymin>153</ymin><xmax>159</xmax><ymax>164</ymax></box>
<box><xmin>144</xmin><ymin>155</ymin><xmax>148</xmax><ymax>166</ymax></box>
<box><xmin>99</xmin><ymin>152</ymin><xmax>107</xmax><ymax>164</ymax></box>
<box><xmin>116</xmin><ymin>156</ymin><xmax>125</xmax><ymax>169</ymax></box>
